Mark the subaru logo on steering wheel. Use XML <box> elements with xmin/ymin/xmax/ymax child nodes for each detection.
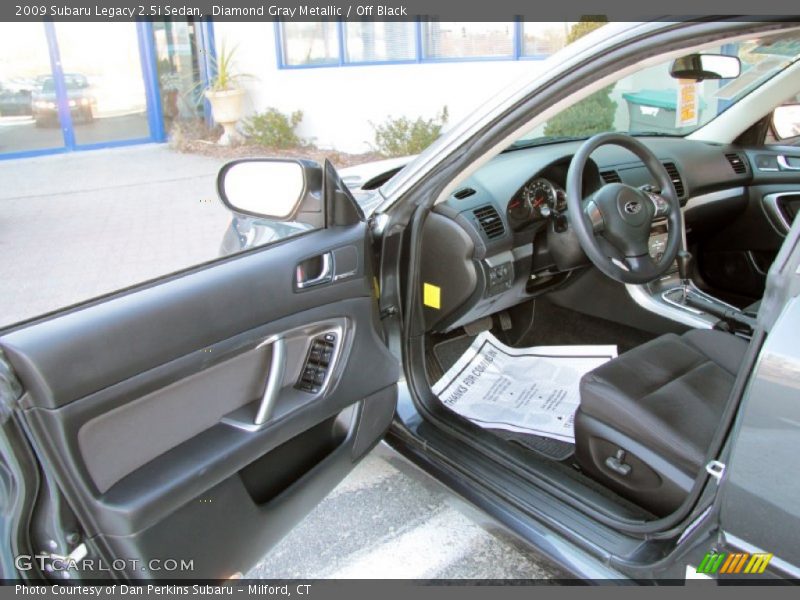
<box><xmin>624</xmin><ymin>200</ymin><xmax>642</xmax><ymax>215</ymax></box>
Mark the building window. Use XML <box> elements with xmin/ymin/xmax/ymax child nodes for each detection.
<box><xmin>344</xmin><ymin>22</ymin><xmax>416</xmax><ymax>63</ymax></box>
<box><xmin>281</xmin><ymin>22</ymin><xmax>339</xmax><ymax>66</ymax></box>
<box><xmin>421</xmin><ymin>22</ymin><xmax>514</xmax><ymax>60</ymax></box>
<box><xmin>277</xmin><ymin>21</ymin><xmax>571</xmax><ymax>68</ymax></box>
<box><xmin>521</xmin><ymin>22</ymin><xmax>569</xmax><ymax>57</ymax></box>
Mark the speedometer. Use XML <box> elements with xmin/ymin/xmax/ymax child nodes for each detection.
<box><xmin>507</xmin><ymin>197</ymin><xmax>533</xmax><ymax>222</ymax></box>
<box><xmin>522</xmin><ymin>178</ymin><xmax>557</xmax><ymax>219</ymax></box>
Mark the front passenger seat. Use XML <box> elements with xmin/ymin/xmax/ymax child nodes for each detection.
<box><xmin>574</xmin><ymin>329</ymin><xmax>747</xmax><ymax>516</ymax></box>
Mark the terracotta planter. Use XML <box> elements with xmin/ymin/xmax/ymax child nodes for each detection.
<box><xmin>205</xmin><ymin>88</ymin><xmax>246</xmax><ymax>145</ymax></box>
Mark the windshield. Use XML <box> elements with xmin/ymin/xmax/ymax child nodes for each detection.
<box><xmin>512</xmin><ymin>30</ymin><xmax>800</xmax><ymax>148</ymax></box>
<box><xmin>41</xmin><ymin>74</ymin><xmax>88</xmax><ymax>92</ymax></box>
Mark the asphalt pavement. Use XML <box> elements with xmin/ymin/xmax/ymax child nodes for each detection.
<box><xmin>247</xmin><ymin>445</ymin><xmax>565</xmax><ymax>580</ymax></box>
<box><xmin>0</xmin><ymin>144</ymin><xmax>230</xmax><ymax>327</ymax></box>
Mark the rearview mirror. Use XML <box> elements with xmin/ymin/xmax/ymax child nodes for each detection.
<box><xmin>217</xmin><ymin>159</ymin><xmax>307</xmax><ymax>220</ymax></box>
<box><xmin>669</xmin><ymin>53</ymin><xmax>741</xmax><ymax>82</ymax></box>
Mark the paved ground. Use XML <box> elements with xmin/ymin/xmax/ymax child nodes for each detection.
<box><xmin>248</xmin><ymin>445</ymin><xmax>565</xmax><ymax>580</ymax></box>
<box><xmin>0</xmin><ymin>144</ymin><xmax>230</xmax><ymax>327</ymax></box>
<box><xmin>0</xmin><ymin>144</ymin><xmax>563</xmax><ymax>579</ymax></box>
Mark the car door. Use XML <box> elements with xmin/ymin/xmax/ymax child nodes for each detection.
<box><xmin>713</xmin><ymin>211</ymin><xmax>800</xmax><ymax>579</ymax></box>
<box><xmin>0</xmin><ymin>159</ymin><xmax>399</xmax><ymax>580</ymax></box>
<box><xmin>694</xmin><ymin>145</ymin><xmax>800</xmax><ymax>306</ymax></box>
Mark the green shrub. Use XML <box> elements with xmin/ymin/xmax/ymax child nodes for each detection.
<box><xmin>565</xmin><ymin>19</ymin><xmax>608</xmax><ymax>44</ymax></box>
<box><xmin>242</xmin><ymin>108</ymin><xmax>305</xmax><ymax>149</ymax></box>
<box><xmin>543</xmin><ymin>20</ymin><xmax>617</xmax><ymax>138</ymax></box>
<box><xmin>371</xmin><ymin>107</ymin><xmax>448</xmax><ymax>157</ymax></box>
<box><xmin>543</xmin><ymin>87</ymin><xmax>617</xmax><ymax>138</ymax></box>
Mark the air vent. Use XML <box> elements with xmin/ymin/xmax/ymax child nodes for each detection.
<box><xmin>473</xmin><ymin>205</ymin><xmax>506</xmax><ymax>240</ymax></box>
<box><xmin>725</xmin><ymin>153</ymin><xmax>747</xmax><ymax>175</ymax></box>
<box><xmin>662</xmin><ymin>162</ymin><xmax>685</xmax><ymax>198</ymax></box>
<box><xmin>453</xmin><ymin>187</ymin><xmax>476</xmax><ymax>200</ymax></box>
<box><xmin>600</xmin><ymin>170</ymin><xmax>621</xmax><ymax>184</ymax></box>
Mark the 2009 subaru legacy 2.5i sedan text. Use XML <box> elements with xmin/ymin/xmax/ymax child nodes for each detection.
<box><xmin>1</xmin><ymin>18</ymin><xmax>800</xmax><ymax>583</ymax></box>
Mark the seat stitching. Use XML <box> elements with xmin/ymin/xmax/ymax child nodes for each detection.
<box><xmin>683</xmin><ymin>335</ymin><xmax>745</xmax><ymax>377</ymax></box>
<box><xmin>588</xmin><ymin>344</ymin><xmax>706</xmax><ymax>401</ymax></box>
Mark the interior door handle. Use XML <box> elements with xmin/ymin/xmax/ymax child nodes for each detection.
<box><xmin>254</xmin><ymin>336</ymin><xmax>286</xmax><ymax>426</ymax></box>
<box><xmin>296</xmin><ymin>252</ymin><xmax>333</xmax><ymax>289</ymax></box>
<box><xmin>777</xmin><ymin>155</ymin><xmax>800</xmax><ymax>171</ymax></box>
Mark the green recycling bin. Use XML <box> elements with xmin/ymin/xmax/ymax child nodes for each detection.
<box><xmin>623</xmin><ymin>89</ymin><xmax>705</xmax><ymax>134</ymax></box>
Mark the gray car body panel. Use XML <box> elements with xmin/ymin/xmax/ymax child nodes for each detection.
<box><xmin>718</xmin><ymin>212</ymin><xmax>800</xmax><ymax>575</ymax></box>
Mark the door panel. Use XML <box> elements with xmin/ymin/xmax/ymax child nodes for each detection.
<box><xmin>697</xmin><ymin>184</ymin><xmax>799</xmax><ymax>303</ymax></box>
<box><xmin>0</xmin><ymin>220</ymin><xmax>399</xmax><ymax>579</ymax></box>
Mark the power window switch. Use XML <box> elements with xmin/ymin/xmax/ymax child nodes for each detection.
<box><xmin>301</xmin><ymin>367</ymin><xmax>317</xmax><ymax>384</ymax></box>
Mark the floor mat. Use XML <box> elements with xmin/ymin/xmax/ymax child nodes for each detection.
<box><xmin>433</xmin><ymin>335</ymin><xmax>476</xmax><ymax>374</ymax></box>
<box><xmin>432</xmin><ymin>331</ymin><xmax>617</xmax><ymax>444</ymax></box>
<box><xmin>509</xmin><ymin>297</ymin><xmax>654</xmax><ymax>354</ymax></box>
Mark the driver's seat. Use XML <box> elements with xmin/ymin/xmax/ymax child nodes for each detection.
<box><xmin>574</xmin><ymin>329</ymin><xmax>747</xmax><ymax>516</ymax></box>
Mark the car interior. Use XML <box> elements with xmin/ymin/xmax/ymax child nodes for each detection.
<box><xmin>1</xmin><ymin>23</ymin><xmax>799</xmax><ymax>582</ymax></box>
<box><xmin>405</xmin><ymin>32</ymin><xmax>800</xmax><ymax>527</ymax></box>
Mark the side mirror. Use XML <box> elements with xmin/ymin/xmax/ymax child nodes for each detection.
<box><xmin>773</xmin><ymin>104</ymin><xmax>800</xmax><ymax>140</ymax></box>
<box><xmin>217</xmin><ymin>159</ymin><xmax>308</xmax><ymax>220</ymax></box>
<box><xmin>669</xmin><ymin>53</ymin><xmax>741</xmax><ymax>82</ymax></box>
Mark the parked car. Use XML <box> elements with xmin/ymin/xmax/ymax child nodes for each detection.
<box><xmin>0</xmin><ymin>79</ymin><xmax>33</xmax><ymax>116</ymax></box>
<box><xmin>2</xmin><ymin>19</ymin><xmax>800</xmax><ymax>585</ymax></box>
<box><xmin>32</xmin><ymin>73</ymin><xmax>96</xmax><ymax>127</ymax></box>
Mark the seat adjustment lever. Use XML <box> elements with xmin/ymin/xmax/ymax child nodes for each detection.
<box><xmin>605</xmin><ymin>449</ymin><xmax>632</xmax><ymax>477</ymax></box>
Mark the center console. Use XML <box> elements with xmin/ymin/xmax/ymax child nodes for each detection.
<box><xmin>627</xmin><ymin>220</ymin><xmax>757</xmax><ymax>335</ymax></box>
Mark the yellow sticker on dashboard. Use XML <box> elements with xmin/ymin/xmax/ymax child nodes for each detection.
<box><xmin>423</xmin><ymin>283</ymin><xmax>441</xmax><ymax>309</ymax></box>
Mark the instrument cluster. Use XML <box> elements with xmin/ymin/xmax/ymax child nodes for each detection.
<box><xmin>506</xmin><ymin>177</ymin><xmax>567</xmax><ymax>228</ymax></box>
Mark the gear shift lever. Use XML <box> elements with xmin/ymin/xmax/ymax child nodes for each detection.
<box><xmin>676</xmin><ymin>250</ymin><xmax>693</xmax><ymax>302</ymax></box>
<box><xmin>677</xmin><ymin>250</ymin><xmax>692</xmax><ymax>283</ymax></box>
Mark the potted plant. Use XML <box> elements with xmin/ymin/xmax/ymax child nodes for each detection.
<box><xmin>204</xmin><ymin>44</ymin><xmax>250</xmax><ymax>145</ymax></box>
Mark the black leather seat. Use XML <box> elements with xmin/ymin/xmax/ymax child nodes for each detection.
<box><xmin>574</xmin><ymin>329</ymin><xmax>748</xmax><ymax>515</ymax></box>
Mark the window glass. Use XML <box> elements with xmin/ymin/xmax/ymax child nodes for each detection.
<box><xmin>281</xmin><ymin>22</ymin><xmax>340</xmax><ymax>66</ymax></box>
<box><xmin>344</xmin><ymin>22</ymin><xmax>416</xmax><ymax>63</ymax></box>
<box><xmin>0</xmin><ymin>23</ymin><xmax>65</xmax><ymax>155</ymax></box>
<box><xmin>54</xmin><ymin>22</ymin><xmax>151</xmax><ymax>146</ymax></box>
<box><xmin>515</xmin><ymin>31</ymin><xmax>800</xmax><ymax>144</ymax></box>
<box><xmin>522</xmin><ymin>23</ymin><xmax>569</xmax><ymax>57</ymax></box>
<box><xmin>151</xmin><ymin>20</ymin><xmax>206</xmax><ymax>126</ymax></box>
<box><xmin>422</xmin><ymin>22</ymin><xmax>514</xmax><ymax>59</ymax></box>
<box><xmin>0</xmin><ymin>145</ymin><xmax>330</xmax><ymax>328</ymax></box>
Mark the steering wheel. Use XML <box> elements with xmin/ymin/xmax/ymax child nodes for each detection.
<box><xmin>566</xmin><ymin>133</ymin><xmax>682</xmax><ymax>285</ymax></box>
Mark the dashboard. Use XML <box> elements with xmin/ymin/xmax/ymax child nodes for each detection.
<box><xmin>419</xmin><ymin>135</ymin><xmax>776</xmax><ymax>333</ymax></box>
